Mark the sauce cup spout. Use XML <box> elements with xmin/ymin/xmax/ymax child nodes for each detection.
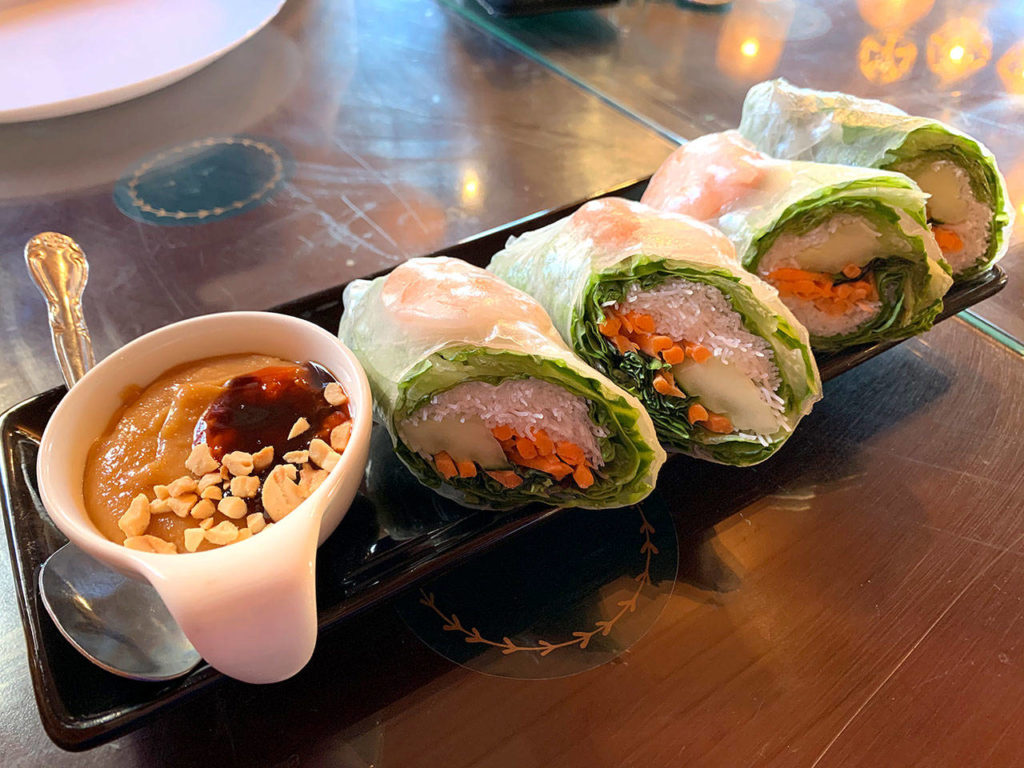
<box><xmin>140</xmin><ymin>502</ymin><xmax>323</xmax><ymax>684</ymax></box>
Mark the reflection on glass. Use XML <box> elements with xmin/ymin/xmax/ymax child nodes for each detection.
<box><xmin>461</xmin><ymin>166</ymin><xmax>482</xmax><ymax>208</ymax></box>
<box><xmin>857</xmin><ymin>0</ymin><xmax>934</xmax><ymax>31</ymax></box>
<box><xmin>926</xmin><ymin>17</ymin><xmax>992</xmax><ymax>83</ymax></box>
<box><xmin>997</xmin><ymin>41</ymin><xmax>1024</xmax><ymax>95</ymax></box>
<box><xmin>715</xmin><ymin>2</ymin><xmax>791</xmax><ymax>83</ymax></box>
<box><xmin>858</xmin><ymin>32</ymin><xmax>918</xmax><ymax>84</ymax></box>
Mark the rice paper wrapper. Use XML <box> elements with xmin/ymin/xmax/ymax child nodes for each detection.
<box><xmin>489</xmin><ymin>197</ymin><xmax>822</xmax><ymax>466</ymax></box>
<box><xmin>640</xmin><ymin>132</ymin><xmax>953</xmax><ymax>351</ymax></box>
<box><xmin>337</xmin><ymin>256</ymin><xmax>664</xmax><ymax>509</ymax></box>
<box><xmin>738</xmin><ymin>78</ymin><xmax>1013</xmax><ymax>275</ymax></box>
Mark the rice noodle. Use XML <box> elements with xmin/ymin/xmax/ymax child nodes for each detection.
<box><xmin>403</xmin><ymin>378</ymin><xmax>607</xmax><ymax>467</ymax></box>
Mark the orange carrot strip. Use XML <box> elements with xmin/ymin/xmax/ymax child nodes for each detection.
<box><xmin>632</xmin><ymin>313</ymin><xmax>656</xmax><ymax>333</ymax></box>
<box><xmin>842</xmin><ymin>263</ymin><xmax>862</xmax><ymax>279</ymax></box>
<box><xmin>515</xmin><ymin>437</ymin><xmax>538</xmax><ymax>459</ymax></box>
<box><xmin>491</xmin><ymin>424</ymin><xmax>514</xmax><ymax>441</ymax></box>
<box><xmin>434</xmin><ymin>451</ymin><xmax>458</xmax><ymax>480</ymax></box>
<box><xmin>653</xmin><ymin>370</ymin><xmax>686</xmax><ymax>398</ymax></box>
<box><xmin>487</xmin><ymin>470</ymin><xmax>523</xmax><ymax>489</ymax></box>
<box><xmin>689</xmin><ymin>344</ymin><xmax>711</xmax><ymax>364</ymax></box>
<box><xmin>533</xmin><ymin>429</ymin><xmax>555</xmax><ymax>456</ymax></box>
<box><xmin>512</xmin><ymin>452</ymin><xmax>573</xmax><ymax>480</ymax></box>
<box><xmin>650</xmin><ymin>335</ymin><xmax>674</xmax><ymax>353</ymax></box>
<box><xmin>661</xmin><ymin>345</ymin><xmax>685</xmax><ymax>365</ymax></box>
<box><xmin>573</xmin><ymin>464</ymin><xmax>594</xmax><ymax>489</ymax></box>
<box><xmin>612</xmin><ymin>335</ymin><xmax>637</xmax><ymax>355</ymax></box>
<box><xmin>687</xmin><ymin>403</ymin><xmax>709</xmax><ymax>423</ymax></box>
<box><xmin>933</xmin><ymin>226</ymin><xmax>964</xmax><ymax>252</ymax></box>
<box><xmin>598</xmin><ymin>314</ymin><xmax>621</xmax><ymax>337</ymax></box>
<box><xmin>555</xmin><ymin>441</ymin><xmax>585</xmax><ymax>466</ymax></box>
<box><xmin>700</xmin><ymin>413</ymin><xmax>733</xmax><ymax>433</ymax></box>
<box><xmin>618</xmin><ymin>313</ymin><xmax>634</xmax><ymax>334</ymax></box>
<box><xmin>455</xmin><ymin>459</ymin><xmax>477</xmax><ymax>479</ymax></box>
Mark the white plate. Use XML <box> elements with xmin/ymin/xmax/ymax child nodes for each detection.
<box><xmin>0</xmin><ymin>0</ymin><xmax>286</xmax><ymax>124</ymax></box>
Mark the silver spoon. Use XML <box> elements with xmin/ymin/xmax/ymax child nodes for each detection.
<box><xmin>26</xmin><ymin>232</ymin><xmax>202</xmax><ymax>681</ymax></box>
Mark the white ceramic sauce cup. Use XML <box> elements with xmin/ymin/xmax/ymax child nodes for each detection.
<box><xmin>36</xmin><ymin>312</ymin><xmax>372</xmax><ymax>684</ymax></box>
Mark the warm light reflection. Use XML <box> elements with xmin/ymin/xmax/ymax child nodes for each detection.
<box><xmin>857</xmin><ymin>0</ymin><xmax>934</xmax><ymax>32</ymax></box>
<box><xmin>997</xmin><ymin>40</ymin><xmax>1024</xmax><ymax>95</ymax></box>
<box><xmin>460</xmin><ymin>167</ymin><xmax>482</xmax><ymax>207</ymax></box>
<box><xmin>858</xmin><ymin>32</ymin><xmax>918</xmax><ymax>84</ymax></box>
<box><xmin>926</xmin><ymin>17</ymin><xmax>991</xmax><ymax>83</ymax></box>
<box><xmin>716</xmin><ymin>5</ymin><xmax>790</xmax><ymax>84</ymax></box>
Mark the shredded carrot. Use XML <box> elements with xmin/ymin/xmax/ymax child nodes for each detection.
<box><xmin>700</xmin><ymin>413</ymin><xmax>734</xmax><ymax>433</ymax></box>
<box><xmin>687</xmin><ymin>403</ymin><xmax>709</xmax><ymax>423</ymax></box>
<box><xmin>455</xmin><ymin>459</ymin><xmax>477</xmax><ymax>478</ymax></box>
<box><xmin>573</xmin><ymin>464</ymin><xmax>594</xmax><ymax>489</ymax></box>
<box><xmin>685</xmin><ymin>342</ymin><xmax>712</xmax><ymax>364</ymax></box>
<box><xmin>612</xmin><ymin>335</ymin><xmax>637</xmax><ymax>355</ymax></box>
<box><xmin>487</xmin><ymin>470</ymin><xmax>523</xmax><ymax>489</ymax></box>
<box><xmin>512</xmin><ymin>450</ymin><xmax>573</xmax><ymax>481</ymax></box>
<box><xmin>434</xmin><ymin>451</ymin><xmax>458</xmax><ymax>480</ymax></box>
<box><xmin>933</xmin><ymin>225</ymin><xmax>964</xmax><ymax>253</ymax></box>
<box><xmin>598</xmin><ymin>314</ymin><xmax>621</xmax><ymax>337</ymax></box>
<box><xmin>555</xmin><ymin>441</ymin><xmax>585</xmax><ymax>466</ymax></box>
<box><xmin>630</xmin><ymin>313</ymin><xmax>656</xmax><ymax>333</ymax></box>
<box><xmin>662</xmin><ymin>345</ymin><xmax>685</xmax><ymax>365</ymax></box>
<box><xmin>533</xmin><ymin>429</ymin><xmax>555</xmax><ymax>456</ymax></box>
<box><xmin>842</xmin><ymin>263</ymin><xmax>862</xmax><ymax>279</ymax></box>
<box><xmin>491</xmin><ymin>424</ymin><xmax>514</xmax><ymax>441</ymax></box>
<box><xmin>653</xmin><ymin>370</ymin><xmax>686</xmax><ymax>398</ymax></box>
<box><xmin>768</xmin><ymin>268</ymin><xmax>878</xmax><ymax>317</ymax></box>
<box><xmin>515</xmin><ymin>436</ymin><xmax>538</xmax><ymax>459</ymax></box>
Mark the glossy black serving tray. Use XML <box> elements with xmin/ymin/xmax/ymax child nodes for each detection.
<box><xmin>0</xmin><ymin>177</ymin><xmax>1008</xmax><ymax>751</ymax></box>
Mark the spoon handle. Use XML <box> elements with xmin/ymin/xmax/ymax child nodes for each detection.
<box><xmin>25</xmin><ymin>232</ymin><xmax>95</xmax><ymax>389</ymax></box>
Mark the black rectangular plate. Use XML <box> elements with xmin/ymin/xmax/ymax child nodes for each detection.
<box><xmin>1</xmin><ymin>176</ymin><xmax>1009</xmax><ymax>750</ymax></box>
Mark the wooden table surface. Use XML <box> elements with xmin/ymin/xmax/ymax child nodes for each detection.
<box><xmin>2</xmin><ymin>0</ymin><xmax>1023</xmax><ymax>766</ymax></box>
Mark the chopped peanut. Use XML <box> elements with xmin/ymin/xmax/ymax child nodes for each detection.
<box><xmin>308</xmin><ymin>438</ymin><xmax>340</xmax><ymax>472</ymax></box>
<box><xmin>185</xmin><ymin>443</ymin><xmax>219</xmax><ymax>476</ymax></box>
<box><xmin>190</xmin><ymin>499</ymin><xmax>216</xmax><ymax>520</ymax></box>
<box><xmin>246</xmin><ymin>513</ymin><xmax>267</xmax><ymax>534</ymax></box>
<box><xmin>184</xmin><ymin>528</ymin><xmax>205</xmax><ymax>553</ymax></box>
<box><xmin>200</xmin><ymin>485</ymin><xmax>222</xmax><ymax>500</ymax></box>
<box><xmin>150</xmin><ymin>498</ymin><xmax>172</xmax><ymax>516</ymax></box>
<box><xmin>287</xmin><ymin>417</ymin><xmax>310</xmax><ymax>440</ymax></box>
<box><xmin>283</xmin><ymin>450</ymin><xmax>309</xmax><ymax>464</ymax></box>
<box><xmin>262</xmin><ymin>465</ymin><xmax>305</xmax><ymax>522</ymax></box>
<box><xmin>230</xmin><ymin>475</ymin><xmax>260</xmax><ymax>499</ymax></box>
<box><xmin>218</xmin><ymin>496</ymin><xmax>248</xmax><ymax>520</ymax></box>
<box><xmin>167</xmin><ymin>493</ymin><xmax>198</xmax><ymax>518</ymax></box>
<box><xmin>324</xmin><ymin>382</ymin><xmax>348</xmax><ymax>406</ymax></box>
<box><xmin>197</xmin><ymin>472</ymin><xmax>222</xmax><ymax>492</ymax></box>
<box><xmin>252</xmin><ymin>446</ymin><xmax>274</xmax><ymax>471</ymax></box>
<box><xmin>166</xmin><ymin>475</ymin><xmax>198</xmax><ymax>497</ymax></box>
<box><xmin>222</xmin><ymin>451</ymin><xmax>254</xmax><ymax>477</ymax></box>
<box><xmin>204</xmin><ymin>521</ymin><xmax>239</xmax><ymax>546</ymax></box>
<box><xmin>118</xmin><ymin>494</ymin><xmax>151</xmax><ymax>538</ymax></box>
<box><xmin>330</xmin><ymin>421</ymin><xmax>352</xmax><ymax>453</ymax></box>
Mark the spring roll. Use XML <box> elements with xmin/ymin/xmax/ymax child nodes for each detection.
<box><xmin>337</xmin><ymin>256</ymin><xmax>664</xmax><ymax>509</ymax></box>
<box><xmin>739</xmin><ymin>78</ymin><xmax>1013</xmax><ymax>279</ymax></box>
<box><xmin>489</xmin><ymin>197</ymin><xmax>821</xmax><ymax>466</ymax></box>
<box><xmin>641</xmin><ymin>130</ymin><xmax>953</xmax><ymax>351</ymax></box>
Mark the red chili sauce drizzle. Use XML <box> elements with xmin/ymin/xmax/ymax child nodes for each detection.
<box><xmin>193</xmin><ymin>362</ymin><xmax>350</xmax><ymax>518</ymax></box>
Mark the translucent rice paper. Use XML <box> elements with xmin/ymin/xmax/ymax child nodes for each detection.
<box><xmin>337</xmin><ymin>256</ymin><xmax>664</xmax><ymax>509</ymax></box>
<box><xmin>640</xmin><ymin>131</ymin><xmax>953</xmax><ymax>350</ymax></box>
<box><xmin>489</xmin><ymin>197</ymin><xmax>822</xmax><ymax>466</ymax></box>
<box><xmin>739</xmin><ymin>78</ymin><xmax>1013</xmax><ymax>277</ymax></box>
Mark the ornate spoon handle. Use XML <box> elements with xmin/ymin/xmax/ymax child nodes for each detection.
<box><xmin>25</xmin><ymin>232</ymin><xmax>95</xmax><ymax>389</ymax></box>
